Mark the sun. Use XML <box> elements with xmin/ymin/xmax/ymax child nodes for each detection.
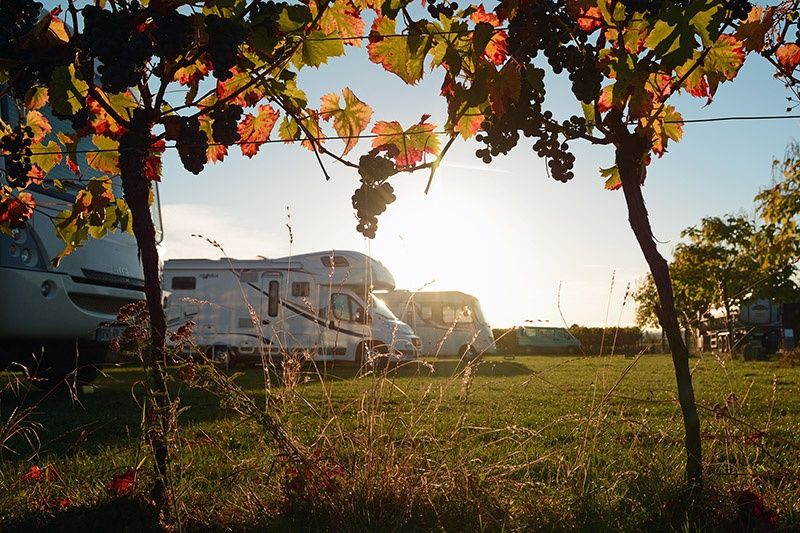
<box><xmin>370</xmin><ymin>170</ymin><xmax>512</xmax><ymax>324</ymax></box>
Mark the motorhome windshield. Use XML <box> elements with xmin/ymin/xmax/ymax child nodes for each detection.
<box><xmin>370</xmin><ymin>294</ymin><xmax>399</xmax><ymax>320</ymax></box>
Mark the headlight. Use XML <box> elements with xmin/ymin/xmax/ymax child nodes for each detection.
<box><xmin>1</xmin><ymin>224</ymin><xmax>46</xmax><ymax>269</ymax></box>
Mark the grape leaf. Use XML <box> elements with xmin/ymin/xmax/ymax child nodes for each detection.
<box><xmin>294</xmin><ymin>31</ymin><xmax>345</xmax><ymax>68</ymax></box>
<box><xmin>470</xmin><ymin>6</ymin><xmax>507</xmax><ymax>65</ymax></box>
<box><xmin>56</xmin><ymin>132</ymin><xmax>81</xmax><ymax>175</ymax></box>
<box><xmin>26</xmin><ymin>111</ymin><xmax>51</xmax><ymax>143</ymax></box>
<box><xmin>734</xmin><ymin>6</ymin><xmax>773</xmax><ymax>54</ymax></box>
<box><xmin>237</xmin><ymin>104</ymin><xmax>279</xmax><ymax>158</ymax></box>
<box><xmin>776</xmin><ymin>43</ymin><xmax>800</xmax><ymax>73</ymax></box>
<box><xmin>87</xmin><ymin>135</ymin><xmax>120</xmax><ymax>174</ymax></box>
<box><xmin>644</xmin><ymin>1</ymin><xmax>724</xmax><ymax>68</ymax></box>
<box><xmin>24</xmin><ymin>87</ymin><xmax>49</xmax><ymax>111</ymax></box>
<box><xmin>30</xmin><ymin>141</ymin><xmax>62</xmax><ymax>179</ymax></box>
<box><xmin>600</xmin><ymin>165</ymin><xmax>621</xmax><ymax>190</ymax></box>
<box><xmin>702</xmin><ymin>34</ymin><xmax>745</xmax><ymax>99</ymax></box>
<box><xmin>320</xmin><ymin>88</ymin><xmax>373</xmax><ymax>155</ymax></box>
<box><xmin>368</xmin><ymin>16</ymin><xmax>431</xmax><ymax>84</ymax></box>
<box><xmin>49</xmin><ymin>65</ymin><xmax>88</xmax><ymax>116</ymax></box>
<box><xmin>649</xmin><ymin>105</ymin><xmax>683</xmax><ymax>156</ymax></box>
<box><xmin>371</xmin><ymin>115</ymin><xmax>440</xmax><ymax>167</ymax></box>
<box><xmin>315</xmin><ymin>0</ymin><xmax>365</xmax><ymax>47</ymax></box>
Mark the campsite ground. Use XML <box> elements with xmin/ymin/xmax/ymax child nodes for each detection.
<box><xmin>2</xmin><ymin>354</ymin><xmax>799</xmax><ymax>531</ymax></box>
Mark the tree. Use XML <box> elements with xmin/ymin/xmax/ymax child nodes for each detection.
<box><xmin>633</xmin><ymin>214</ymin><xmax>798</xmax><ymax>349</ymax></box>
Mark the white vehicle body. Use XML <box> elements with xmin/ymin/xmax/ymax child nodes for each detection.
<box><xmin>0</xmin><ymin>97</ymin><xmax>160</xmax><ymax>377</ymax></box>
<box><xmin>163</xmin><ymin>251</ymin><xmax>420</xmax><ymax>366</ymax></box>
<box><xmin>380</xmin><ymin>290</ymin><xmax>496</xmax><ymax>357</ymax></box>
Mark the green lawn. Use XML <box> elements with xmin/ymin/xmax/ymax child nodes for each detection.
<box><xmin>1</xmin><ymin>354</ymin><xmax>799</xmax><ymax>531</ymax></box>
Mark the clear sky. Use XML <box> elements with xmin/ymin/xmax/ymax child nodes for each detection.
<box><xmin>156</xmin><ymin>15</ymin><xmax>798</xmax><ymax>329</ymax></box>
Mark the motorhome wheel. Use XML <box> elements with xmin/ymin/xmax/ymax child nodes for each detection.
<box><xmin>209</xmin><ymin>346</ymin><xmax>231</xmax><ymax>370</ymax></box>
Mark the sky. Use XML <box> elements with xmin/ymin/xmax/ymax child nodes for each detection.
<box><xmin>155</xmin><ymin>13</ymin><xmax>799</xmax><ymax>329</ymax></box>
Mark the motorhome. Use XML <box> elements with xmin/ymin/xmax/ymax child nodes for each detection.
<box><xmin>380</xmin><ymin>290</ymin><xmax>496</xmax><ymax>358</ymax></box>
<box><xmin>515</xmin><ymin>325</ymin><xmax>582</xmax><ymax>354</ymax></box>
<box><xmin>163</xmin><ymin>251</ymin><xmax>420</xmax><ymax>368</ymax></box>
<box><xmin>0</xmin><ymin>97</ymin><xmax>161</xmax><ymax>387</ymax></box>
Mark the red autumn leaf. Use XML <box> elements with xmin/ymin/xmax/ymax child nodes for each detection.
<box><xmin>21</xmin><ymin>465</ymin><xmax>42</xmax><ymax>483</ymax></box>
<box><xmin>145</xmin><ymin>139</ymin><xmax>166</xmax><ymax>181</ymax></box>
<box><xmin>107</xmin><ymin>469</ymin><xmax>137</xmax><ymax>497</ymax></box>
<box><xmin>776</xmin><ymin>43</ymin><xmax>800</xmax><ymax>73</ymax></box>
<box><xmin>175</xmin><ymin>58</ymin><xmax>210</xmax><ymax>86</ymax></box>
<box><xmin>470</xmin><ymin>5</ymin><xmax>507</xmax><ymax>65</ymax></box>
<box><xmin>0</xmin><ymin>193</ymin><xmax>36</xmax><ymax>229</ymax></box>
<box><xmin>371</xmin><ymin>115</ymin><xmax>441</xmax><ymax>167</ymax></box>
<box><xmin>566</xmin><ymin>0</ymin><xmax>603</xmax><ymax>33</ymax></box>
<box><xmin>237</xmin><ymin>105</ymin><xmax>279</xmax><ymax>158</ymax></box>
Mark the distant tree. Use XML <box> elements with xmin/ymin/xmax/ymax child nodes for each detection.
<box><xmin>756</xmin><ymin>142</ymin><xmax>800</xmax><ymax>271</ymax></box>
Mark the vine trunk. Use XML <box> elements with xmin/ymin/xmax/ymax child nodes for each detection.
<box><xmin>615</xmin><ymin>131</ymin><xmax>703</xmax><ymax>486</ymax></box>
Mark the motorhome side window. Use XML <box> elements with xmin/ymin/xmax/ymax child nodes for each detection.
<box><xmin>331</xmin><ymin>294</ymin><xmax>352</xmax><ymax>321</ymax></box>
<box><xmin>331</xmin><ymin>293</ymin><xmax>366</xmax><ymax>323</ymax></box>
<box><xmin>171</xmin><ymin>277</ymin><xmax>196</xmax><ymax>290</ymax></box>
<box><xmin>292</xmin><ymin>282</ymin><xmax>310</xmax><ymax>297</ymax></box>
<box><xmin>420</xmin><ymin>305</ymin><xmax>433</xmax><ymax>320</ymax></box>
<box><xmin>321</xmin><ymin>256</ymin><xmax>349</xmax><ymax>268</ymax></box>
<box><xmin>442</xmin><ymin>305</ymin><xmax>473</xmax><ymax>324</ymax></box>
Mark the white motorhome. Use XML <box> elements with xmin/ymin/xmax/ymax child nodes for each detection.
<box><xmin>0</xmin><ymin>97</ymin><xmax>162</xmax><ymax>387</ymax></box>
<box><xmin>163</xmin><ymin>251</ymin><xmax>420</xmax><ymax>367</ymax></box>
<box><xmin>380</xmin><ymin>290</ymin><xmax>496</xmax><ymax>358</ymax></box>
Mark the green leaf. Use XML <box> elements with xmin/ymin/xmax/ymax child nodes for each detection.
<box><xmin>644</xmin><ymin>1</ymin><xmax>725</xmax><ymax>68</ymax></box>
<box><xmin>30</xmin><ymin>141</ymin><xmax>62</xmax><ymax>175</ymax></box>
<box><xmin>293</xmin><ymin>31</ymin><xmax>344</xmax><ymax>68</ymax></box>
<box><xmin>367</xmin><ymin>17</ymin><xmax>431</xmax><ymax>84</ymax></box>
<box><xmin>600</xmin><ymin>165</ymin><xmax>621</xmax><ymax>190</ymax></box>
<box><xmin>87</xmin><ymin>135</ymin><xmax>120</xmax><ymax>175</ymax></box>
<box><xmin>320</xmin><ymin>88</ymin><xmax>373</xmax><ymax>155</ymax></box>
<box><xmin>278</xmin><ymin>116</ymin><xmax>300</xmax><ymax>142</ymax></box>
<box><xmin>49</xmin><ymin>64</ymin><xmax>88</xmax><ymax>116</ymax></box>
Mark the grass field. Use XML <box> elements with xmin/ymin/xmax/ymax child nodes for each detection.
<box><xmin>1</xmin><ymin>353</ymin><xmax>799</xmax><ymax>531</ymax></box>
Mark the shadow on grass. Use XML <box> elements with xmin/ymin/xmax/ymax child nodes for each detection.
<box><xmin>2</xmin><ymin>498</ymin><xmax>161</xmax><ymax>533</ymax></box>
<box><xmin>297</xmin><ymin>358</ymin><xmax>534</xmax><ymax>382</ymax></box>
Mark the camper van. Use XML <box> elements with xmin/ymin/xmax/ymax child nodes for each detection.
<box><xmin>515</xmin><ymin>326</ymin><xmax>581</xmax><ymax>354</ymax></box>
<box><xmin>163</xmin><ymin>251</ymin><xmax>421</xmax><ymax>367</ymax></box>
<box><xmin>0</xmin><ymin>97</ymin><xmax>161</xmax><ymax>387</ymax></box>
<box><xmin>380</xmin><ymin>290</ymin><xmax>496</xmax><ymax>358</ymax></box>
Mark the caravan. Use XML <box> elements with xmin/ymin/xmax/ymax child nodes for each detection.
<box><xmin>163</xmin><ymin>251</ymin><xmax>420</xmax><ymax>367</ymax></box>
<box><xmin>380</xmin><ymin>290</ymin><xmax>496</xmax><ymax>358</ymax></box>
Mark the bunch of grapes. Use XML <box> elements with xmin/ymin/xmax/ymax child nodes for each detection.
<box><xmin>0</xmin><ymin>126</ymin><xmax>34</xmax><ymax>186</ymax></box>
<box><xmin>0</xmin><ymin>0</ymin><xmax>43</xmax><ymax>57</ymax></box>
<box><xmin>352</xmin><ymin>182</ymin><xmax>396</xmax><ymax>239</ymax></box>
<box><xmin>174</xmin><ymin>117</ymin><xmax>209</xmax><ymax>175</ymax></box>
<box><xmin>152</xmin><ymin>11</ymin><xmax>194</xmax><ymax>61</ymax></box>
<box><xmin>618</xmin><ymin>0</ymin><xmax>751</xmax><ymax>19</ymax></box>
<box><xmin>205</xmin><ymin>15</ymin><xmax>246</xmax><ymax>81</ymax></box>
<box><xmin>427</xmin><ymin>0</ymin><xmax>459</xmax><ymax>19</ymax></box>
<box><xmin>210</xmin><ymin>105</ymin><xmax>243</xmax><ymax>146</ymax></box>
<box><xmin>82</xmin><ymin>4</ymin><xmax>154</xmax><ymax>93</ymax></box>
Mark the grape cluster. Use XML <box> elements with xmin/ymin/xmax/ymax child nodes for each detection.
<box><xmin>351</xmin><ymin>154</ymin><xmax>397</xmax><ymax>238</ymax></box>
<box><xmin>152</xmin><ymin>11</ymin><xmax>194</xmax><ymax>61</ymax></box>
<box><xmin>352</xmin><ymin>182</ymin><xmax>396</xmax><ymax>238</ymax></box>
<box><xmin>0</xmin><ymin>0</ymin><xmax>71</xmax><ymax>99</ymax></box>
<box><xmin>618</xmin><ymin>0</ymin><xmax>751</xmax><ymax>20</ymax></box>
<box><xmin>471</xmin><ymin>2</ymin><xmax>591</xmax><ymax>182</ymax></box>
<box><xmin>427</xmin><ymin>0</ymin><xmax>459</xmax><ymax>19</ymax></box>
<box><xmin>0</xmin><ymin>126</ymin><xmax>34</xmax><ymax>187</ymax></box>
<box><xmin>210</xmin><ymin>105</ymin><xmax>243</xmax><ymax>146</ymax></box>
<box><xmin>0</xmin><ymin>0</ymin><xmax>43</xmax><ymax>57</ymax></box>
<box><xmin>205</xmin><ymin>15</ymin><xmax>246</xmax><ymax>81</ymax></box>
<box><xmin>173</xmin><ymin>117</ymin><xmax>209</xmax><ymax>175</ymax></box>
<box><xmin>82</xmin><ymin>4</ymin><xmax>154</xmax><ymax>93</ymax></box>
